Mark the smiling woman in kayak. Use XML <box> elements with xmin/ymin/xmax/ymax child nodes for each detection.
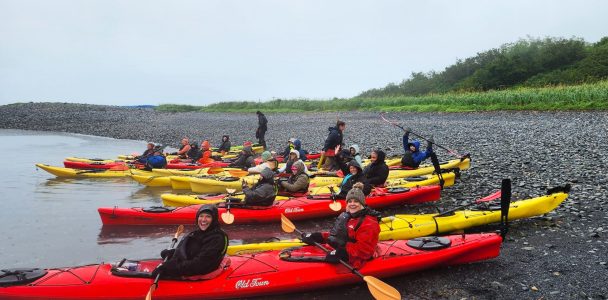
<box><xmin>301</xmin><ymin>183</ymin><xmax>381</xmax><ymax>269</ymax></box>
<box><xmin>151</xmin><ymin>204</ymin><xmax>228</xmax><ymax>278</ymax></box>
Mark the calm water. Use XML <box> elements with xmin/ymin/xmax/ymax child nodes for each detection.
<box><xmin>0</xmin><ymin>129</ymin><xmax>303</xmax><ymax>270</ymax></box>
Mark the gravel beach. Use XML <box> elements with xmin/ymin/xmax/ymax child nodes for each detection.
<box><xmin>1</xmin><ymin>102</ymin><xmax>607</xmax><ymax>299</ymax></box>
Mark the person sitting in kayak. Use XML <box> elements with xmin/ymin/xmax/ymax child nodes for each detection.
<box><xmin>144</xmin><ymin>148</ymin><xmax>168</xmax><ymax>170</ymax></box>
<box><xmin>401</xmin><ymin>128</ymin><xmax>433</xmax><ymax>168</ymax></box>
<box><xmin>280</xmin><ymin>138</ymin><xmax>297</xmax><ymax>161</ymax></box>
<box><xmin>278</xmin><ymin>161</ymin><xmax>309</xmax><ymax>194</ymax></box>
<box><xmin>229</xmin><ymin>144</ymin><xmax>255</xmax><ymax>169</ymax></box>
<box><xmin>363</xmin><ymin>149</ymin><xmax>389</xmax><ymax>186</ymax></box>
<box><xmin>241</xmin><ymin>167</ymin><xmax>277</xmax><ymax>206</ymax></box>
<box><xmin>173</xmin><ymin>138</ymin><xmax>192</xmax><ymax>159</ymax></box>
<box><xmin>217</xmin><ymin>135</ymin><xmax>231</xmax><ymax>156</ymax></box>
<box><xmin>349</xmin><ymin>144</ymin><xmax>362</xmax><ymax>166</ymax></box>
<box><xmin>321</xmin><ymin>120</ymin><xmax>345</xmax><ymax>170</ymax></box>
<box><xmin>278</xmin><ymin>149</ymin><xmax>309</xmax><ymax>174</ymax></box>
<box><xmin>135</xmin><ymin>142</ymin><xmax>156</xmax><ymax>164</ymax></box>
<box><xmin>336</xmin><ymin>160</ymin><xmax>371</xmax><ymax>198</ymax></box>
<box><xmin>151</xmin><ymin>204</ymin><xmax>229</xmax><ymax>278</ymax></box>
<box><xmin>248</xmin><ymin>151</ymin><xmax>277</xmax><ymax>174</ymax></box>
<box><xmin>301</xmin><ymin>183</ymin><xmax>381</xmax><ymax>269</ymax></box>
<box><xmin>197</xmin><ymin>140</ymin><xmax>214</xmax><ymax>164</ymax></box>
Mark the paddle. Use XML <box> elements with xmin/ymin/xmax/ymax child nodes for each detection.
<box><xmin>280</xmin><ymin>214</ymin><xmax>401</xmax><ymax>300</ymax></box>
<box><xmin>433</xmin><ymin>189</ymin><xmax>502</xmax><ymax>218</ymax></box>
<box><xmin>380</xmin><ymin>113</ymin><xmax>467</xmax><ymax>159</ymax></box>
<box><xmin>145</xmin><ymin>225</ymin><xmax>184</xmax><ymax>300</ymax></box>
<box><xmin>429</xmin><ymin>152</ymin><xmax>445</xmax><ymax>189</ymax></box>
<box><xmin>500</xmin><ymin>178</ymin><xmax>511</xmax><ymax>239</ymax></box>
<box><xmin>220</xmin><ymin>188</ymin><xmax>237</xmax><ymax>224</ymax></box>
<box><xmin>327</xmin><ymin>185</ymin><xmax>342</xmax><ymax>211</ymax></box>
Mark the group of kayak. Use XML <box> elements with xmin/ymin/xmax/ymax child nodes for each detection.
<box><xmin>7</xmin><ymin>130</ymin><xmax>572</xmax><ymax>300</ymax></box>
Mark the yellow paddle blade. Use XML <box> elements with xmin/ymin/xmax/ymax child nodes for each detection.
<box><xmin>280</xmin><ymin>214</ymin><xmax>296</xmax><ymax>233</ymax></box>
<box><xmin>221</xmin><ymin>211</ymin><xmax>235</xmax><ymax>224</ymax></box>
<box><xmin>329</xmin><ymin>201</ymin><xmax>342</xmax><ymax>212</ymax></box>
<box><xmin>175</xmin><ymin>225</ymin><xmax>185</xmax><ymax>239</ymax></box>
<box><xmin>145</xmin><ymin>283</ymin><xmax>156</xmax><ymax>300</ymax></box>
<box><xmin>363</xmin><ymin>276</ymin><xmax>401</xmax><ymax>300</ymax></box>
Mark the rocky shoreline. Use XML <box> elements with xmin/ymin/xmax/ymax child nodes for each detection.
<box><xmin>1</xmin><ymin>102</ymin><xmax>607</xmax><ymax>299</ymax></box>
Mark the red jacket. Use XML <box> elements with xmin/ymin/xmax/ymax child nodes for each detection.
<box><xmin>323</xmin><ymin>213</ymin><xmax>380</xmax><ymax>269</ymax></box>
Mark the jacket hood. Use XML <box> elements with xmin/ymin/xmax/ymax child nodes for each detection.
<box><xmin>292</xmin><ymin>160</ymin><xmax>305</xmax><ymax>175</ymax></box>
<box><xmin>408</xmin><ymin>140</ymin><xmax>421</xmax><ymax>152</ymax></box>
<box><xmin>350</xmin><ymin>144</ymin><xmax>360</xmax><ymax>155</ymax></box>
<box><xmin>347</xmin><ymin>160</ymin><xmax>363</xmax><ymax>173</ymax></box>
<box><xmin>293</xmin><ymin>139</ymin><xmax>302</xmax><ymax>150</ymax></box>
<box><xmin>373</xmin><ymin>149</ymin><xmax>386</xmax><ymax>164</ymax></box>
<box><xmin>196</xmin><ymin>204</ymin><xmax>220</xmax><ymax>231</ymax></box>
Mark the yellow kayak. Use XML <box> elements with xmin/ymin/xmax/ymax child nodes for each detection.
<box><xmin>221</xmin><ymin>185</ymin><xmax>569</xmax><ymax>253</ymax></box>
<box><xmin>308</xmin><ymin>170</ymin><xmax>457</xmax><ymax>195</ymax></box>
<box><xmin>36</xmin><ymin>164</ymin><xmax>151</xmax><ymax>178</ymax></box>
<box><xmin>161</xmin><ymin>193</ymin><xmax>290</xmax><ymax>207</ymax></box>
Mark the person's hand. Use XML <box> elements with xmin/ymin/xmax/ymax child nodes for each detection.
<box><xmin>150</xmin><ymin>263</ymin><xmax>166</xmax><ymax>278</ymax></box>
<box><xmin>301</xmin><ymin>232</ymin><xmax>323</xmax><ymax>245</ymax></box>
<box><xmin>160</xmin><ymin>248</ymin><xmax>175</xmax><ymax>260</ymax></box>
<box><xmin>325</xmin><ymin>248</ymin><xmax>348</xmax><ymax>263</ymax></box>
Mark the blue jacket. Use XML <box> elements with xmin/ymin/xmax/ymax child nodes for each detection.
<box><xmin>402</xmin><ymin>133</ymin><xmax>432</xmax><ymax>168</ymax></box>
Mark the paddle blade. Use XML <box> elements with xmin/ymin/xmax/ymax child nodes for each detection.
<box><xmin>145</xmin><ymin>283</ymin><xmax>156</xmax><ymax>300</ymax></box>
<box><xmin>221</xmin><ymin>211</ymin><xmax>234</xmax><ymax>224</ymax></box>
<box><xmin>500</xmin><ymin>178</ymin><xmax>512</xmax><ymax>239</ymax></box>
<box><xmin>363</xmin><ymin>276</ymin><xmax>401</xmax><ymax>300</ymax></box>
<box><xmin>175</xmin><ymin>225</ymin><xmax>185</xmax><ymax>239</ymax></box>
<box><xmin>329</xmin><ymin>201</ymin><xmax>342</xmax><ymax>212</ymax></box>
<box><xmin>280</xmin><ymin>214</ymin><xmax>296</xmax><ymax>233</ymax></box>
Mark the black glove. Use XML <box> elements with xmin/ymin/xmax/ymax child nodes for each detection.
<box><xmin>301</xmin><ymin>232</ymin><xmax>324</xmax><ymax>245</ymax></box>
<box><xmin>325</xmin><ymin>248</ymin><xmax>348</xmax><ymax>263</ymax></box>
<box><xmin>160</xmin><ymin>248</ymin><xmax>175</xmax><ymax>260</ymax></box>
<box><xmin>150</xmin><ymin>263</ymin><xmax>166</xmax><ymax>278</ymax></box>
<box><xmin>404</xmin><ymin>127</ymin><xmax>412</xmax><ymax>134</ymax></box>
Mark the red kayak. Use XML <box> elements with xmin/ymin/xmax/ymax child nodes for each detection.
<box><xmin>0</xmin><ymin>233</ymin><xmax>501</xmax><ymax>300</ymax></box>
<box><xmin>63</xmin><ymin>160</ymin><xmax>128</xmax><ymax>170</ymax></box>
<box><xmin>166</xmin><ymin>161</ymin><xmax>231</xmax><ymax>169</ymax></box>
<box><xmin>99</xmin><ymin>185</ymin><xmax>441</xmax><ymax>225</ymax></box>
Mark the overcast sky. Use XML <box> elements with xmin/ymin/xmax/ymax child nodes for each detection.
<box><xmin>1</xmin><ymin>0</ymin><xmax>606</xmax><ymax>106</ymax></box>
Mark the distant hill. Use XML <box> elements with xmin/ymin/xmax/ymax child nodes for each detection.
<box><xmin>357</xmin><ymin>36</ymin><xmax>608</xmax><ymax>98</ymax></box>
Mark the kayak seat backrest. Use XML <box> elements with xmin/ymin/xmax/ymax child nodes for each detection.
<box><xmin>0</xmin><ymin>268</ymin><xmax>48</xmax><ymax>287</ymax></box>
<box><xmin>183</xmin><ymin>257</ymin><xmax>231</xmax><ymax>281</ymax></box>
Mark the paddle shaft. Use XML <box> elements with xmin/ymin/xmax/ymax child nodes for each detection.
<box><xmin>379</xmin><ymin>113</ymin><xmax>465</xmax><ymax>158</ymax></box>
<box><xmin>291</xmin><ymin>227</ymin><xmax>365</xmax><ymax>278</ymax></box>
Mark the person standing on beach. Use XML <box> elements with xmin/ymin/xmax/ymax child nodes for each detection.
<box><xmin>256</xmin><ymin>111</ymin><xmax>268</xmax><ymax>150</ymax></box>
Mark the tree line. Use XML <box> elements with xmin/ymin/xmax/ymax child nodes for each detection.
<box><xmin>357</xmin><ymin>36</ymin><xmax>608</xmax><ymax>98</ymax></box>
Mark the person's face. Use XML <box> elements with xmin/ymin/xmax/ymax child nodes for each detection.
<box><xmin>346</xmin><ymin>199</ymin><xmax>363</xmax><ymax>214</ymax></box>
<box><xmin>349</xmin><ymin>165</ymin><xmax>358</xmax><ymax>175</ymax></box>
<box><xmin>409</xmin><ymin>145</ymin><xmax>416</xmax><ymax>152</ymax></box>
<box><xmin>198</xmin><ymin>213</ymin><xmax>213</xmax><ymax>231</ymax></box>
<box><xmin>370</xmin><ymin>152</ymin><xmax>378</xmax><ymax>163</ymax></box>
